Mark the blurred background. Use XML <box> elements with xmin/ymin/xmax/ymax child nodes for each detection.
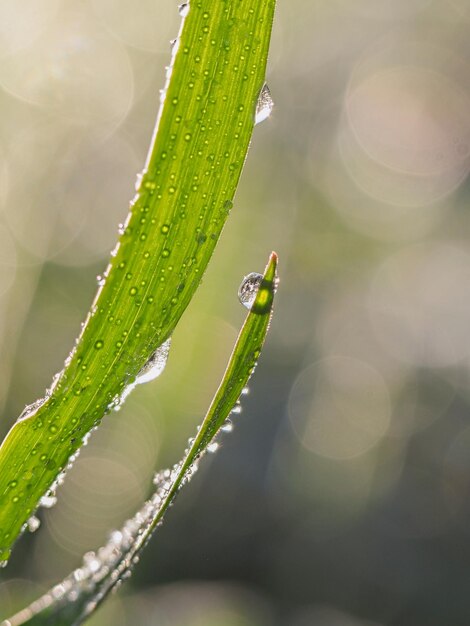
<box><xmin>0</xmin><ymin>0</ymin><xmax>470</xmax><ymax>624</ymax></box>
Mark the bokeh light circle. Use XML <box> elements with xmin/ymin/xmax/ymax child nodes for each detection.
<box><xmin>0</xmin><ymin>8</ymin><xmax>134</xmax><ymax>134</ymax></box>
<box><xmin>368</xmin><ymin>243</ymin><xmax>470</xmax><ymax>367</ymax></box>
<box><xmin>340</xmin><ymin>40</ymin><xmax>470</xmax><ymax>208</ymax></box>
<box><xmin>288</xmin><ymin>356</ymin><xmax>391</xmax><ymax>460</ymax></box>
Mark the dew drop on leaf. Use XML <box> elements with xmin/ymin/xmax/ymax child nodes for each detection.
<box><xmin>135</xmin><ymin>338</ymin><xmax>172</xmax><ymax>385</ymax></box>
<box><xmin>178</xmin><ymin>3</ymin><xmax>189</xmax><ymax>17</ymax></box>
<box><xmin>40</xmin><ymin>494</ymin><xmax>57</xmax><ymax>509</ymax></box>
<box><xmin>238</xmin><ymin>272</ymin><xmax>263</xmax><ymax>309</ymax></box>
<box><xmin>27</xmin><ymin>515</ymin><xmax>41</xmax><ymax>533</ymax></box>
<box><xmin>255</xmin><ymin>83</ymin><xmax>273</xmax><ymax>125</ymax></box>
<box><xmin>17</xmin><ymin>397</ymin><xmax>47</xmax><ymax>423</ymax></box>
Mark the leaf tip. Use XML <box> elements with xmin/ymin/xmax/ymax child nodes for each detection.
<box><xmin>249</xmin><ymin>252</ymin><xmax>278</xmax><ymax>316</ymax></box>
<box><xmin>265</xmin><ymin>251</ymin><xmax>278</xmax><ymax>283</ymax></box>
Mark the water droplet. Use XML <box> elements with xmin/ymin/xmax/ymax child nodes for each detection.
<box><xmin>17</xmin><ymin>397</ymin><xmax>47</xmax><ymax>422</ymax></box>
<box><xmin>221</xmin><ymin>421</ymin><xmax>233</xmax><ymax>433</ymax></box>
<box><xmin>238</xmin><ymin>272</ymin><xmax>263</xmax><ymax>310</ymax></box>
<box><xmin>178</xmin><ymin>3</ymin><xmax>189</xmax><ymax>17</ymax></box>
<box><xmin>255</xmin><ymin>83</ymin><xmax>273</xmax><ymax>125</ymax></box>
<box><xmin>16</xmin><ymin>371</ymin><xmax>63</xmax><ymax>424</ymax></box>
<box><xmin>207</xmin><ymin>442</ymin><xmax>219</xmax><ymax>454</ymax></box>
<box><xmin>135</xmin><ymin>338</ymin><xmax>172</xmax><ymax>385</ymax></box>
<box><xmin>110</xmin><ymin>530</ymin><xmax>123</xmax><ymax>546</ymax></box>
<box><xmin>27</xmin><ymin>516</ymin><xmax>41</xmax><ymax>533</ymax></box>
<box><xmin>83</xmin><ymin>551</ymin><xmax>101</xmax><ymax>574</ymax></box>
<box><xmin>40</xmin><ymin>494</ymin><xmax>57</xmax><ymax>509</ymax></box>
<box><xmin>144</xmin><ymin>180</ymin><xmax>156</xmax><ymax>191</ymax></box>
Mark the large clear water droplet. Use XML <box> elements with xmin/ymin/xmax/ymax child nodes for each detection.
<box><xmin>108</xmin><ymin>339</ymin><xmax>172</xmax><ymax>412</ymax></box>
<box><xmin>238</xmin><ymin>272</ymin><xmax>263</xmax><ymax>310</ymax></box>
<box><xmin>136</xmin><ymin>338</ymin><xmax>172</xmax><ymax>384</ymax></box>
<box><xmin>255</xmin><ymin>83</ymin><xmax>273</xmax><ymax>125</ymax></box>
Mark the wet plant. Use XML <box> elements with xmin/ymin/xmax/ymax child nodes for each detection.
<box><xmin>0</xmin><ymin>0</ymin><xmax>277</xmax><ymax>623</ymax></box>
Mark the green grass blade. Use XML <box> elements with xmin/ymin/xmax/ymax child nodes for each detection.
<box><xmin>3</xmin><ymin>253</ymin><xmax>278</xmax><ymax>626</ymax></box>
<box><xmin>0</xmin><ymin>0</ymin><xmax>276</xmax><ymax>564</ymax></box>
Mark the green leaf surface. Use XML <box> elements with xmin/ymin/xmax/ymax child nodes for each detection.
<box><xmin>0</xmin><ymin>0</ymin><xmax>276</xmax><ymax>563</ymax></box>
<box><xmin>3</xmin><ymin>253</ymin><xmax>278</xmax><ymax>626</ymax></box>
